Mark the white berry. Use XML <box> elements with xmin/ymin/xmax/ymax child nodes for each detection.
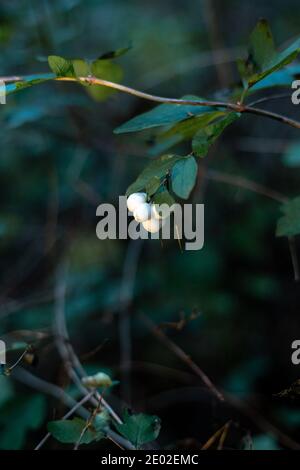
<box><xmin>127</xmin><ymin>192</ymin><xmax>147</xmax><ymax>213</ymax></box>
<box><xmin>133</xmin><ymin>202</ymin><xmax>152</xmax><ymax>222</ymax></box>
<box><xmin>151</xmin><ymin>203</ymin><xmax>171</xmax><ymax>220</ymax></box>
<box><xmin>142</xmin><ymin>217</ymin><xmax>161</xmax><ymax>233</ymax></box>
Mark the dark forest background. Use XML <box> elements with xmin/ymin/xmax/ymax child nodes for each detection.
<box><xmin>1</xmin><ymin>0</ymin><xmax>300</xmax><ymax>450</ymax></box>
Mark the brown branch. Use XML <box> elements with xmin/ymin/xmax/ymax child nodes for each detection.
<box><xmin>53</xmin><ymin>261</ymin><xmax>123</xmax><ymax>425</ymax></box>
<box><xmin>141</xmin><ymin>315</ymin><xmax>300</xmax><ymax>450</ymax></box>
<box><xmin>206</xmin><ymin>169</ymin><xmax>287</xmax><ymax>203</ymax></box>
<box><xmin>35</xmin><ymin>390</ymin><xmax>95</xmax><ymax>450</ymax></box>
<box><xmin>13</xmin><ymin>367</ymin><xmax>134</xmax><ymax>450</ymax></box>
<box><xmin>140</xmin><ymin>313</ymin><xmax>225</xmax><ymax>402</ymax></box>
<box><xmin>1</xmin><ymin>74</ymin><xmax>300</xmax><ymax>130</ymax></box>
<box><xmin>247</xmin><ymin>93</ymin><xmax>292</xmax><ymax>107</ymax></box>
<box><xmin>201</xmin><ymin>421</ymin><xmax>231</xmax><ymax>450</ymax></box>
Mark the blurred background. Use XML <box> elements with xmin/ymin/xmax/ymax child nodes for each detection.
<box><xmin>0</xmin><ymin>0</ymin><xmax>300</xmax><ymax>450</ymax></box>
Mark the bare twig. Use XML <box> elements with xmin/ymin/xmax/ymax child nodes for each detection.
<box><xmin>141</xmin><ymin>319</ymin><xmax>300</xmax><ymax>450</ymax></box>
<box><xmin>224</xmin><ymin>392</ymin><xmax>300</xmax><ymax>450</ymax></box>
<box><xmin>35</xmin><ymin>390</ymin><xmax>95</xmax><ymax>450</ymax></box>
<box><xmin>247</xmin><ymin>93</ymin><xmax>292</xmax><ymax>107</ymax></box>
<box><xmin>206</xmin><ymin>169</ymin><xmax>287</xmax><ymax>203</ymax></box>
<box><xmin>1</xmin><ymin>74</ymin><xmax>300</xmax><ymax>130</ymax></box>
<box><xmin>74</xmin><ymin>393</ymin><xmax>104</xmax><ymax>450</ymax></box>
<box><xmin>217</xmin><ymin>420</ymin><xmax>231</xmax><ymax>450</ymax></box>
<box><xmin>201</xmin><ymin>421</ymin><xmax>231</xmax><ymax>450</ymax></box>
<box><xmin>287</xmin><ymin>236</ymin><xmax>300</xmax><ymax>282</ymax></box>
<box><xmin>13</xmin><ymin>367</ymin><xmax>88</xmax><ymax>417</ymax></box>
<box><xmin>13</xmin><ymin>367</ymin><xmax>134</xmax><ymax>450</ymax></box>
<box><xmin>6</xmin><ymin>347</ymin><xmax>30</xmax><ymax>373</ymax></box>
<box><xmin>53</xmin><ymin>262</ymin><xmax>122</xmax><ymax>422</ymax></box>
<box><xmin>140</xmin><ymin>313</ymin><xmax>224</xmax><ymax>402</ymax></box>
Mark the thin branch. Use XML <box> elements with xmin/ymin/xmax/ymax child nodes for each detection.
<box><xmin>13</xmin><ymin>367</ymin><xmax>85</xmax><ymax>414</ymax></box>
<box><xmin>53</xmin><ymin>261</ymin><xmax>123</xmax><ymax>425</ymax></box>
<box><xmin>35</xmin><ymin>390</ymin><xmax>95</xmax><ymax>450</ymax></box>
<box><xmin>13</xmin><ymin>367</ymin><xmax>135</xmax><ymax>450</ymax></box>
<box><xmin>206</xmin><ymin>169</ymin><xmax>288</xmax><ymax>203</ymax></box>
<box><xmin>247</xmin><ymin>93</ymin><xmax>292</xmax><ymax>107</ymax></box>
<box><xmin>288</xmin><ymin>236</ymin><xmax>300</xmax><ymax>282</ymax></box>
<box><xmin>6</xmin><ymin>347</ymin><xmax>30</xmax><ymax>373</ymax></box>
<box><xmin>2</xmin><ymin>74</ymin><xmax>300</xmax><ymax>130</ymax></box>
<box><xmin>141</xmin><ymin>317</ymin><xmax>300</xmax><ymax>450</ymax></box>
<box><xmin>140</xmin><ymin>313</ymin><xmax>225</xmax><ymax>402</ymax></box>
<box><xmin>201</xmin><ymin>421</ymin><xmax>231</xmax><ymax>450</ymax></box>
<box><xmin>217</xmin><ymin>420</ymin><xmax>231</xmax><ymax>450</ymax></box>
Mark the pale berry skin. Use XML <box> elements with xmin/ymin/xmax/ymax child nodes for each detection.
<box><xmin>142</xmin><ymin>217</ymin><xmax>161</xmax><ymax>233</ymax></box>
<box><xmin>126</xmin><ymin>192</ymin><xmax>147</xmax><ymax>213</ymax></box>
<box><xmin>151</xmin><ymin>203</ymin><xmax>171</xmax><ymax>220</ymax></box>
<box><xmin>133</xmin><ymin>202</ymin><xmax>152</xmax><ymax>222</ymax></box>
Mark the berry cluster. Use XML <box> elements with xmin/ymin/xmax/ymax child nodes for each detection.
<box><xmin>126</xmin><ymin>192</ymin><xmax>170</xmax><ymax>233</ymax></box>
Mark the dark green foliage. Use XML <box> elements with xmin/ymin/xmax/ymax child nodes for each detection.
<box><xmin>1</xmin><ymin>1</ymin><xmax>300</xmax><ymax>452</ymax></box>
<box><xmin>114</xmin><ymin>410</ymin><xmax>161</xmax><ymax>449</ymax></box>
<box><xmin>48</xmin><ymin>417</ymin><xmax>106</xmax><ymax>445</ymax></box>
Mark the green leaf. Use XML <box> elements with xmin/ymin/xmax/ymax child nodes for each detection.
<box><xmin>171</xmin><ymin>156</ymin><xmax>198</xmax><ymax>199</ymax></box>
<box><xmin>248</xmin><ymin>19</ymin><xmax>276</xmax><ymax>71</ymax></box>
<box><xmin>72</xmin><ymin>59</ymin><xmax>91</xmax><ymax>80</ymax></box>
<box><xmin>149</xmin><ymin>111</ymin><xmax>226</xmax><ymax>155</ymax></box>
<box><xmin>192</xmin><ymin>112</ymin><xmax>239</xmax><ymax>157</ymax></box>
<box><xmin>238</xmin><ymin>20</ymin><xmax>300</xmax><ymax>88</ymax></box>
<box><xmin>126</xmin><ymin>154</ymin><xmax>183</xmax><ymax>196</ymax></box>
<box><xmin>48</xmin><ymin>417</ymin><xmax>104</xmax><ymax>445</ymax></box>
<box><xmin>6</xmin><ymin>74</ymin><xmax>54</xmax><ymax>96</ymax></box>
<box><xmin>276</xmin><ymin>197</ymin><xmax>300</xmax><ymax>237</ymax></box>
<box><xmin>72</xmin><ymin>58</ymin><xmax>123</xmax><ymax>101</ymax></box>
<box><xmin>145</xmin><ymin>176</ymin><xmax>162</xmax><ymax>196</ymax></box>
<box><xmin>114</xmin><ymin>409</ymin><xmax>161</xmax><ymax>449</ymax></box>
<box><xmin>114</xmin><ymin>96</ymin><xmax>215</xmax><ymax>134</ymax></box>
<box><xmin>251</xmin><ymin>66</ymin><xmax>299</xmax><ymax>91</ymax></box>
<box><xmin>89</xmin><ymin>59</ymin><xmax>123</xmax><ymax>101</ymax></box>
<box><xmin>152</xmin><ymin>189</ymin><xmax>175</xmax><ymax>207</ymax></box>
<box><xmin>48</xmin><ymin>55</ymin><xmax>74</xmax><ymax>77</ymax></box>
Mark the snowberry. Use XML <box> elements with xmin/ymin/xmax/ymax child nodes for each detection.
<box><xmin>142</xmin><ymin>217</ymin><xmax>161</xmax><ymax>233</ymax></box>
<box><xmin>126</xmin><ymin>192</ymin><xmax>147</xmax><ymax>213</ymax></box>
<box><xmin>133</xmin><ymin>202</ymin><xmax>152</xmax><ymax>222</ymax></box>
<box><xmin>151</xmin><ymin>203</ymin><xmax>171</xmax><ymax>220</ymax></box>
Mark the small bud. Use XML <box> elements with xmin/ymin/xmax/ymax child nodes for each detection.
<box><xmin>82</xmin><ymin>372</ymin><xmax>112</xmax><ymax>388</ymax></box>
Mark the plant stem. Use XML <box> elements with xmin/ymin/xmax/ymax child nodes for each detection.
<box><xmin>56</xmin><ymin>76</ymin><xmax>300</xmax><ymax>130</ymax></box>
<box><xmin>1</xmin><ymin>74</ymin><xmax>300</xmax><ymax>130</ymax></box>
